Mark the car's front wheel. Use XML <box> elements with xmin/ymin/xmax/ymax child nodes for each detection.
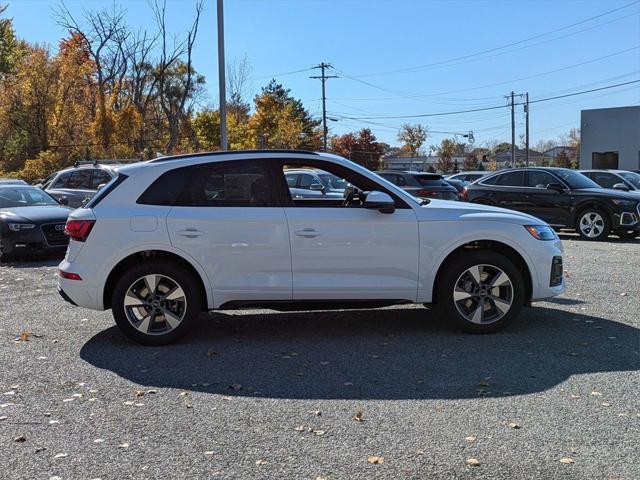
<box><xmin>436</xmin><ymin>251</ymin><xmax>525</xmax><ymax>333</ymax></box>
<box><xmin>575</xmin><ymin>209</ymin><xmax>610</xmax><ymax>241</ymax></box>
<box><xmin>111</xmin><ymin>261</ymin><xmax>202</xmax><ymax>345</ymax></box>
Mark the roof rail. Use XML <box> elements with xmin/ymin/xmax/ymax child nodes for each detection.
<box><xmin>73</xmin><ymin>159</ymin><xmax>139</xmax><ymax>168</ymax></box>
<box><xmin>148</xmin><ymin>149</ymin><xmax>320</xmax><ymax>163</ymax></box>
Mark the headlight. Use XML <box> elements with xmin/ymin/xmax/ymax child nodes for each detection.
<box><xmin>7</xmin><ymin>223</ymin><xmax>36</xmax><ymax>232</ymax></box>
<box><xmin>524</xmin><ymin>225</ymin><xmax>557</xmax><ymax>241</ymax></box>
<box><xmin>611</xmin><ymin>198</ymin><xmax>637</xmax><ymax>209</ymax></box>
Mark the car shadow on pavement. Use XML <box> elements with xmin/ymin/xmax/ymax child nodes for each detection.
<box><xmin>0</xmin><ymin>253</ymin><xmax>63</xmax><ymax>268</ymax></box>
<box><xmin>80</xmin><ymin>306</ymin><xmax>639</xmax><ymax>400</ymax></box>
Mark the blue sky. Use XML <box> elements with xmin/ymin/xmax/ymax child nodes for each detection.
<box><xmin>6</xmin><ymin>0</ymin><xmax>640</xmax><ymax>149</ymax></box>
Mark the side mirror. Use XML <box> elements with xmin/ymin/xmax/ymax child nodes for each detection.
<box><xmin>58</xmin><ymin>196</ymin><xmax>69</xmax><ymax>206</ymax></box>
<box><xmin>364</xmin><ymin>190</ymin><xmax>395</xmax><ymax>214</ymax></box>
<box><xmin>613</xmin><ymin>182</ymin><xmax>629</xmax><ymax>191</ymax></box>
<box><xmin>309</xmin><ymin>183</ymin><xmax>325</xmax><ymax>193</ymax></box>
<box><xmin>546</xmin><ymin>183</ymin><xmax>566</xmax><ymax>193</ymax></box>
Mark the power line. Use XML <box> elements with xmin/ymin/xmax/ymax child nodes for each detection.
<box><xmin>344</xmin><ymin>1</ymin><xmax>639</xmax><ymax>78</ymax></box>
<box><xmin>332</xmin><ymin>80</ymin><xmax>640</xmax><ymax>120</ymax></box>
<box><xmin>252</xmin><ymin>67</ymin><xmax>315</xmax><ymax>81</ymax></box>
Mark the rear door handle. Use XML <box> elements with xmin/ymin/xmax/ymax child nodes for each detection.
<box><xmin>294</xmin><ymin>228</ymin><xmax>320</xmax><ymax>238</ymax></box>
<box><xmin>177</xmin><ymin>228</ymin><xmax>204</xmax><ymax>238</ymax></box>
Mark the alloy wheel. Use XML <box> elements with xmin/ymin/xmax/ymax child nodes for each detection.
<box><xmin>123</xmin><ymin>274</ymin><xmax>187</xmax><ymax>335</ymax></box>
<box><xmin>453</xmin><ymin>264</ymin><xmax>514</xmax><ymax>324</ymax></box>
<box><xmin>579</xmin><ymin>212</ymin><xmax>605</xmax><ymax>238</ymax></box>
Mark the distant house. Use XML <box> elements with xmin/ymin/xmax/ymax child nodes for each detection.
<box><xmin>492</xmin><ymin>148</ymin><xmax>544</xmax><ymax>167</ymax></box>
<box><xmin>383</xmin><ymin>155</ymin><xmax>467</xmax><ymax>173</ymax></box>
<box><xmin>543</xmin><ymin>146</ymin><xmax>577</xmax><ymax>160</ymax></box>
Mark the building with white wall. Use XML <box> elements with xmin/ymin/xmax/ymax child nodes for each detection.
<box><xmin>580</xmin><ymin>106</ymin><xmax>640</xmax><ymax>170</ymax></box>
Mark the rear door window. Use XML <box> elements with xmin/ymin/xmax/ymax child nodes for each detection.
<box><xmin>66</xmin><ymin>170</ymin><xmax>92</xmax><ymax>189</ymax></box>
<box><xmin>51</xmin><ymin>172</ymin><xmax>72</xmax><ymax>189</ymax></box>
<box><xmin>526</xmin><ymin>171</ymin><xmax>557</xmax><ymax>188</ymax></box>
<box><xmin>91</xmin><ymin>169</ymin><xmax>113</xmax><ymax>189</ymax></box>
<box><xmin>494</xmin><ymin>171</ymin><xmax>525</xmax><ymax>187</ymax></box>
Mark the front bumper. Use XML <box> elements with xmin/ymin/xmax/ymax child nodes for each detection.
<box><xmin>1</xmin><ymin>226</ymin><xmax>68</xmax><ymax>256</ymax></box>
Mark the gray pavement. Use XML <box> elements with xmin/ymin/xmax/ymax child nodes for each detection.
<box><xmin>0</xmin><ymin>234</ymin><xmax>638</xmax><ymax>479</ymax></box>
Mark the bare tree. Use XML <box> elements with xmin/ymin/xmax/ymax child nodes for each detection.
<box><xmin>152</xmin><ymin>0</ymin><xmax>204</xmax><ymax>152</ymax></box>
<box><xmin>227</xmin><ymin>55</ymin><xmax>252</xmax><ymax>118</ymax></box>
<box><xmin>56</xmin><ymin>2</ymin><xmax>131</xmax><ymax>149</ymax></box>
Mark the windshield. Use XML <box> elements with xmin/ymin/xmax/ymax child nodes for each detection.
<box><xmin>318</xmin><ymin>173</ymin><xmax>348</xmax><ymax>190</ymax></box>
<box><xmin>553</xmin><ymin>169</ymin><xmax>600</xmax><ymax>190</ymax></box>
<box><xmin>0</xmin><ymin>187</ymin><xmax>59</xmax><ymax>208</ymax></box>
<box><xmin>619</xmin><ymin>171</ymin><xmax>640</xmax><ymax>188</ymax></box>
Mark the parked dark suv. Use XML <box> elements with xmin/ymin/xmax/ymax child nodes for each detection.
<box><xmin>463</xmin><ymin>167</ymin><xmax>640</xmax><ymax>240</ymax></box>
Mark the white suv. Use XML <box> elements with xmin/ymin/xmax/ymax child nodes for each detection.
<box><xmin>58</xmin><ymin>150</ymin><xmax>565</xmax><ymax>345</ymax></box>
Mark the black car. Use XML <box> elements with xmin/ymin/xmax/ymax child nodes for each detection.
<box><xmin>445</xmin><ymin>178</ymin><xmax>468</xmax><ymax>196</ymax></box>
<box><xmin>376</xmin><ymin>171</ymin><xmax>459</xmax><ymax>200</ymax></box>
<box><xmin>0</xmin><ymin>185</ymin><xmax>71</xmax><ymax>259</ymax></box>
<box><xmin>463</xmin><ymin>167</ymin><xmax>640</xmax><ymax>240</ymax></box>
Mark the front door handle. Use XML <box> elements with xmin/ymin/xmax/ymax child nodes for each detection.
<box><xmin>294</xmin><ymin>228</ymin><xmax>320</xmax><ymax>238</ymax></box>
<box><xmin>177</xmin><ymin>228</ymin><xmax>204</xmax><ymax>238</ymax></box>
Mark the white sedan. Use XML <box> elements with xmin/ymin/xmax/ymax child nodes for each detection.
<box><xmin>58</xmin><ymin>150</ymin><xmax>565</xmax><ymax>345</ymax></box>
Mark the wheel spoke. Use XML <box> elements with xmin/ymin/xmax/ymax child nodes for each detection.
<box><xmin>489</xmin><ymin>271</ymin><xmax>510</xmax><ymax>288</ymax></box>
<box><xmin>163</xmin><ymin>309</ymin><xmax>182</xmax><ymax>330</ymax></box>
<box><xmin>470</xmin><ymin>301</ymin><xmax>484</xmax><ymax>324</ymax></box>
<box><xmin>490</xmin><ymin>296</ymin><xmax>511</xmax><ymax>315</ymax></box>
<box><xmin>454</xmin><ymin>289</ymin><xmax>473</xmax><ymax>301</ymax></box>
<box><xmin>164</xmin><ymin>285</ymin><xmax>186</xmax><ymax>301</ymax></box>
<box><xmin>143</xmin><ymin>275</ymin><xmax>159</xmax><ymax>295</ymax></box>
<box><xmin>124</xmin><ymin>291</ymin><xmax>145</xmax><ymax>307</ymax></box>
<box><xmin>467</xmin><ymin>265</ymin><xmax>482</xmax><ymax>285</ymax></box>
<box><xmin>137</xmin><ymin>313</ymin><xmax>153</xmax><ymax>334</ymax></box>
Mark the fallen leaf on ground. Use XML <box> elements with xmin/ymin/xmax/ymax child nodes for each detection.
<box><xmin>465</xmin><ymin>436</ymin><xmax>476</xmax><ymax>442</ymax></box>
<box><xmin>0</xmin><ymin>416</ymin><xmax>7</xmax><ymax>421</ymax></box>
<box><xmin>93</xmin><ymin>439</ymin><xmax>104</xmax><ymax>443</ymax></box>
<box><xmin>34</xmin><ymin>446</ymin><xmax>46</xmax><ymax>453</ymax></box>
<box><xmin>18</xmin><ymin>331</ymin><xmax>30</xmax><ymax>342</ymax></box>
<box><xmin>294</xmin><ymin>426</ymin><xmax>305</xmax><ymax>432</ymax></box>
<box><xmin>368</xmin><ymin>456</ymin><xmax>384</xmax><ymax>464</ymax></box>
<box><xmin>118</xmin><ymin>443</ymin><xmax>129</xmax><ymax>449</ymax></box>
<box><xmin>313</xmin><ymin>430</ymin><xmax>326</xmax><ymax>436</ymax></box>
<box><xmin>619</xmin><ymin>292</ymin><xmax>628</xmax><ymax>296</ymax></box>
<box><xmin>204</xmin><ymin>451</ymin><xmax>214</xmax><ymax>456</ymax></box>
<box><xmin>601</xmin><ymin>402</ymin><xmax>611</xmax><ymax>407</ymax></box>
<box><xmin>354</xmin><ymin>411</ymin><xmax>364</xmax><ymax>422</ymax></box>
<box><xmin>14</xmin><ymin>435</ymin><xmax>26</xmax><ymax>443</ymax></box>
<box><xmin>467</xmin><ymin>458</ymin><xmax>481</xmax><ymax>467</ymax></box>
<box><xmin>416</xmin><ymin>449</ymin><xmax>425</xmax><ymax>455</ymax></box>
<box><xmin>255</xmin><ymin>458</ymin><xmax>267</xmax><ymax>465</ymax></box>
<box><xmin>54</xmin><ymin>453</ymin><xmax>68</xmax><ymax>458</ymax></box>
<box><xmin>134</xmin><ymin>390</ymin><xmax>146</xmax><ymax>397</ymax></box>
<box><xmin>310</xmin><ymin>410</ymin><xmax>322</xmax><ymax>416</ymax></box>
<box><xmin>560</xmin><ymin>457</ymin><xmax>574</xmax><ymax>464</ymax></box>
<box><xmin>508</xmin><ymin>422</ymin><xmax>521</xmax><ymax>429</ymax></box>
<box><xmin>591</xmin><ymin>391</ymin><xmax>602</xmax><ymax>396</ymax></box>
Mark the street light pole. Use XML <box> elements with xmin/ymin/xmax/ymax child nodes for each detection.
<box><xmin>217</xmin><ymin>0</ymin><xmax>228</xmax><ymax>150</ymax></box>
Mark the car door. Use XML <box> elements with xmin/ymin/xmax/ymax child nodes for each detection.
<box><xmin>165</xmin><ymin>159</ymin><xmax>292</xmax><ymax>306</ymax></box>
<box><xmin>487</xmin><ymin>170</ymin><xmax>528</xmax><ymax>210</ymax></box>
<box><xmin>522</xmin><ymin>170</ymin><xmax>572</xmax><ymax>226</ymax></box>
<box><xmin>278</xmin><ymin>160</ymin><xmax>420</xmax><ymax>301</ymax></box>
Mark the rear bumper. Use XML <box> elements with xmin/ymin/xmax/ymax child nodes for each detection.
<box><xmin>57</xmin><ymin>287</ymin><xmax>78</xmax><ymax>306</ymax></box>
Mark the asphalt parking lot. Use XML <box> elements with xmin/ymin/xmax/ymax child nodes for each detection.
<box><xmin>0</xmin><ymin>234</ymin><xmax>638</xmax><ymax>480</ymax></box>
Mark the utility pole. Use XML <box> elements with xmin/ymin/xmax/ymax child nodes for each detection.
<box><xmin>217</xmin><ymin>0</ymin><xmax>228</xmax><ymax>150</ymax></box>
<box><xmin>311</xmin><ymin>63</ymin><xmax>338</xmax><ymax>151</ymax></box>
<box><xmin>509</xmin><ymin>91</ymin><xmax>515</xmax><ymax>168</ymax></box>
<box><xmin>524</xmin><ymin>92</ymin><xmax>530</xmax><ymax>167</ymax></box>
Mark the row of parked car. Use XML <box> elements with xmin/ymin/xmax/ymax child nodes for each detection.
<box><xmin>0</xmin><ymin>159</ymin><xmax>639</xmax><ymax>261</ymax></box>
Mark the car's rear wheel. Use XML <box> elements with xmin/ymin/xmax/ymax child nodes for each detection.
<box><xmin>575</xmin><ymin>209</ymin><xmax>610</xmax><ymax>241</ymax></box>
<box><xmin>436</xmin><ymin>251</ymin><xmax>525</xmax><ymax>333</ymax></box>
<box><xmin>111</xmin><ymin>261</ymin><xmax>201</xmax><ymax>345</ymax></box>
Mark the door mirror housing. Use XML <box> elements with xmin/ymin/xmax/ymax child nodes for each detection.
<box><xmin>612</xmin><ymin>182</ymin><xmax>630</xmax><ymax>191</ymax></box>
<box><xmin>546</xmin><ymin>183</ymin><xmax>566</xmax><ymax>193</ymax></box>
<box><xmin>364</xmin><ymin>191</ymin><xmax>395</xmax><ymax>214</ymax></box>
<box><xmin>58</xmin><ymin>196</ymin><xmax>69</xmax><ymax>206</ymax></box>
<box><xmin>309</xmin><ymin>183</ymin><xmax>325</xmax><ymax>193</ymax></box>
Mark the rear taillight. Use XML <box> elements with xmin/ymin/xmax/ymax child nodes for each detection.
<box><xmin>418</xmin><ymin>189</ymin><xmax>439</xmax><ymax>197</ymax></box>
<box><xmin>460</xmin><ymin>188</ymin><xmax>469</xmax><ymax>201</ymax></box>
<box><xmin>59</xmin><ymin>270</ymin><xmax>82</xmax><ymax>281</ymax></box>
<box><xmin>64</xmin><ymin>219</ymin><xmax>95</xmax><ymax>242</ymax></box>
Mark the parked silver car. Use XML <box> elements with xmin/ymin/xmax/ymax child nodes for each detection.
<box><xmin>39</xmin><ymin>162</ymin><xmax>118</xmax><ymax>208</ymax></box>
<box><xmin>284</xmin><ymin>168</ymin><xmax>347</xmax><ymax>199</ymax></box>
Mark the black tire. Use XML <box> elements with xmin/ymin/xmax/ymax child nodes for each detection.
<box><xmin>574</xmin><ymin>208</ymin><xmax>611</xmax><ymax>241</ymax></box>
<box><xmin>615</xmin><ymin>229</ymin><xmax>639</xmax><ymax>239</ymax></box>
<box><xmin>435</xmin><ymin>250</ymin><xmax>525</xmax><ymax>334</ymax></box>
<box><xmin>111</xmin><ymin>260</ymin><xmax>202</xmax><ymax>346</ymax></box>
